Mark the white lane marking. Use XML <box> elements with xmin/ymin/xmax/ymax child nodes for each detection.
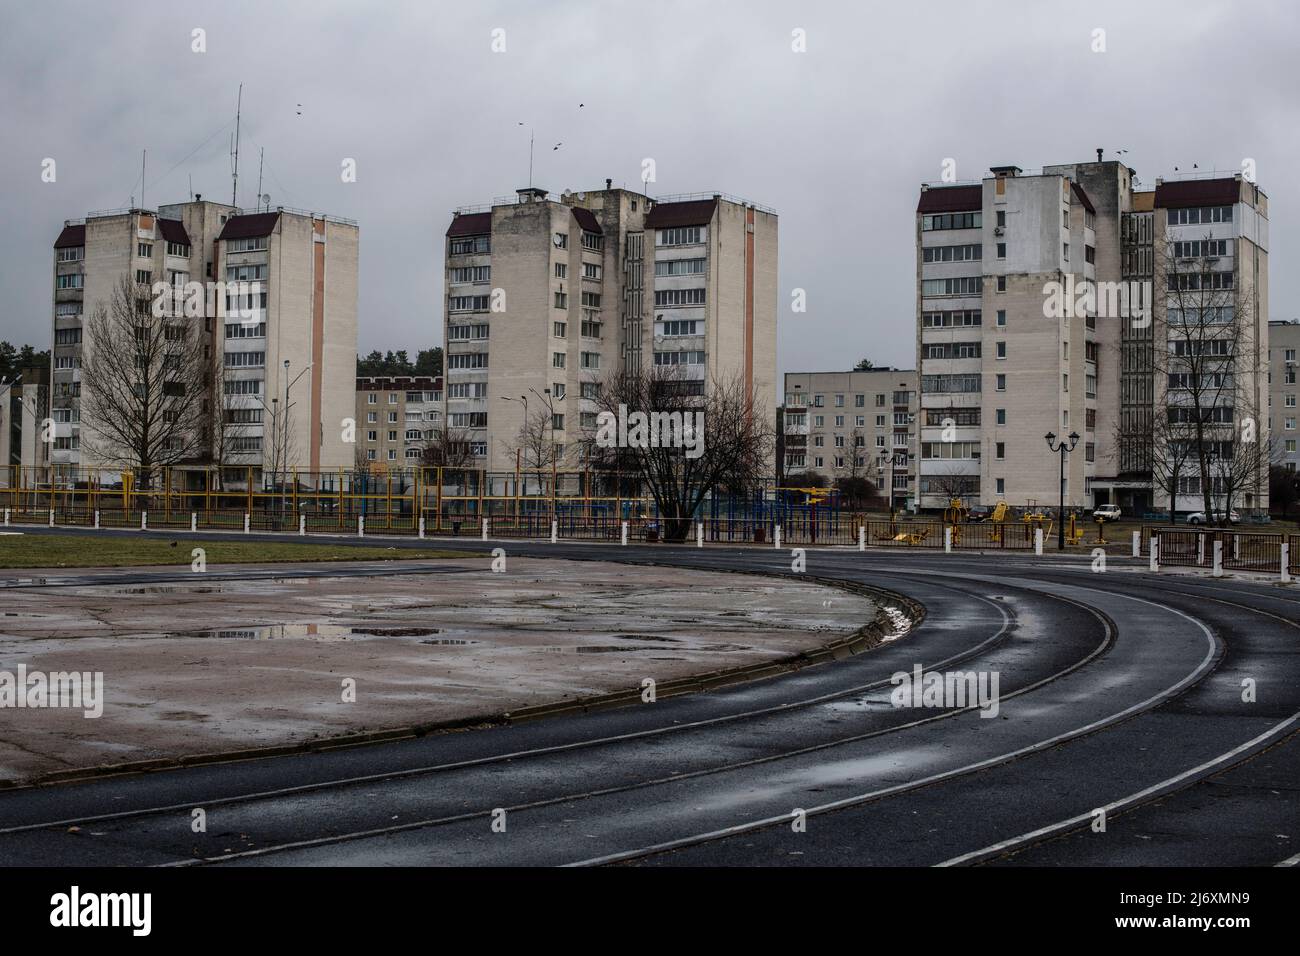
<box><xmin>938</xmin><ymin>712</ymin><xmax>1299</xmax><ymax>866</ymax></box>
<box><xmin>563</xmin><ymin>591</ymin><xmax>1218</xmax><ymax>867</ymax></box>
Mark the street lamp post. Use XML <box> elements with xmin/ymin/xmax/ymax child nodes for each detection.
<box><xmin>279</xmin><ymin>360</ymin><xmax>312</xmax><ymax>518</ymax></box>
<box><xmin>879</xmin><ymin>448</ymin><xmax>894</xmax><ymax>530</ymax></box>
<box><xmin>1044</xmin><ymin>430</ymin><xmax>1080</xmax><ymax>550</ymax></box>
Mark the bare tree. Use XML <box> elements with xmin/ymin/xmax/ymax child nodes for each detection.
<box><xmin>209</xmin><ymin>368</ymin><xmax>253</xmax><ymax>491</ymax></box>
<box><xmin>928</xmin><ymin>465</ymin><xmax>979</xmax><ymax>505</ymax></box>
<box><xmin>504</xmin><ymin>405</ymin><xmax>566</xmax><ymax>494</ymax></box>
<box><xmin>420</xmin><ymin>426</ymin><xmax>477</xmax><ymax>469</ymax></box>
<box><xmin>580</xmin><ymin>367</ymin><xmax>772</xmax><ymax>542</ymax></box>
<box><xmin>832</xmin><ymin>428</ymin><xmax>885</xmax><ymax>510</ymax></box>
<box><xmin>79</xmin><ymin>274</ymin><xmax>208</xmax><ymax>489</ymax></box>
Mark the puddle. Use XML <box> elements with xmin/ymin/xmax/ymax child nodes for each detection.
<box><xmin>113</xmin><ymin>585</ymin><xmax>223</xmax><ymax>595</ymax></box>
<box><xmin>538</xmin><ymin>645</ymin><xmax>659</xmax><ymax>654</ymax></box>
<box><xmin>167</xmin><ymin>624</ymin><xmax>357</xmax><ymax>640</ymax></box>
<box><xmin>613</xmin><ymin>633</ymin><xmax>680</xmax><ymax>643</ymax></box>
<box><xmin>421</xmin><ymin>638</ymin><xmax>476</xmax><ymax>646</ymax></box>
<box><xmin>351</xmin><ymin>626</ymin><xmax>440</xmax><ymax>637</ymax></box>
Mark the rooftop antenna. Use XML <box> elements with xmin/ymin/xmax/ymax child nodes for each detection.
<box><xmin>188</xmin><ymin>173</ymin><xmax>194</xmax><ymax>202</ymax></box>
<box><xmin>256</xmin><ymin>147</ymin><xmax>264</xmax><ymax>211</ymax></box>
<box><xmin>140</xmin><ymin>149</ymin><xmax>146</xmax><ymax>209</ymax></box>
<box><xmin>231</xmin><ymin>83</ymin><xmax>243</xmax><ymax>207</ymax></box>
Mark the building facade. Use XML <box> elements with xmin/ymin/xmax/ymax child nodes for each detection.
<box><xmin>44</xmin><ymin>201</ymin><xmax>358</xmax><ymax>486</ymax></box>
<box><xmin>1268</xmin><ymin>319</ymin><xmax>1299</xmax><ymax>473</ymax></box>
<box><xmin>354</xmin><ymin>375</ymin><xmax>444</xmax><ymax>466</ymax></box>
<box><xmin>442</xmin><ymin>186</ymin><xmax>777</xmax><ymax>474</ymax></box>
<box><xmin>915</xmin><ymin>160</ymin><xmax>1269</xmax><ymax>515</ymax></box>
<box><xmin>782</xmin><ymin>369</ymin><xmax>919</xmax><ymax>509</ymax></box>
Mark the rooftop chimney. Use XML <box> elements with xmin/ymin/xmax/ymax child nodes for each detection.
<box><xmin>1096</xmin><ymin>148</ymin><xmax>1103</xmax><ymax>163</ymax></box>
<box><xmin>605</xmin><ymin>178</ymin><xmax>612</xmax><ymax>190</ymax></box>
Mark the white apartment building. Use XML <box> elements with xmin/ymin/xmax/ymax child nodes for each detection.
<box><xmin>442</xmin><ymin>185</ymin><xmax>777</xmax><ymax>474</ymax></box>
<box><xmin>782</xmin><ymin>370</ymin><xmax>919</xmax><ymax>508</ymax></box>
<box><xmin>46</xmin><ymin>201</ymin><xmax>358</xmax><ymax>487</ymax></box>
<box><xmin>916</xmin><ymin>159</ymin><xmax>1269</xmax><ymax>516</ymax></box>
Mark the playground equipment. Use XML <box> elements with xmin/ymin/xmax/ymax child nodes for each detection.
<box><xmin>1065</xmin><ymin>511</ymin><xmax>1084</xmax><ymax>546</ymax></box>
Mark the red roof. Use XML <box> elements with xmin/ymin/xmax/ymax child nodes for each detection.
<box><xmin>571</xmin><ymin>207</ymin><xmax>602</xmax><ymax>234</ymax></box>
<box><xmin>916</xmin><ymin>186</ymin><xmax>982</xmax><ymax>214</ymax></box>
<box><xmin>54</xmin><ymin>224</ymin><xmax>85</xmax><ymax>248</ymax></box>
<box><xmin>158</xmin><ymin>218</ymin><xmax>191</xmax><ymax>246</ymax></box>
<box><xmin>1154</xmin><ymin>178</ymin><xmax>1241</xmax><ymax>209</ymax></box>
<box><xmin>645</xmin><ymin>198</ymin><xmax>717</xmax><ymax>229</ymax></box>
<box><xmin>217</xmin><ymin>211</ymin><xmax>280</xmax><ymax>241</ymax></box>
<box><xmin>1070</xmin><ymin>182</ymin><xmax>1096</xmax><ymax>215</ymax></box>
<box><xmin>446</xmin><ymin>212</ymin><xmax>491</xmax><ymax>238</ymax></box>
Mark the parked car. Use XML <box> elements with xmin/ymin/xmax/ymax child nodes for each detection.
<box><xmin>1184</xmin><ymin>510</ymin><xmax>1240</xmax><ymax>525</ymax></box>
<box><xmin>1092</xmin><ymin>504</ymin><xmax>1123</xmax><ymax>523</ymax></box>
<box><xmin>966</xmin><ymin>506</ymin><xmax>991</xmax><ymax>523</ymax></box>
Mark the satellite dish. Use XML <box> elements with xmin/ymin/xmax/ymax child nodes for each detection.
<box><xmin>261</xmin><ymin>194</ymin><xmax>271</xmax><ymax>208</ymax></box>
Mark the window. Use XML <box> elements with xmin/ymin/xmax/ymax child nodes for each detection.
<box><xmin>54</xmin><ymin>328</ymin><xmax>82</xmax><ymax>345</ymax></box>
<box><xmin>224</xmin><ymin>351</ymin><xmax>265</xmax><ymax>367</ymax></box>
<box><xmin>995</xmin><ymin>442</ymin><xmax>1005</xmax><ymax>460</ymax></box>
<box><xmin>580</xmin><ymin>382</ymin><xmax>599</xmax><ymax>400</ymax></box>
<box><xmin>921</xmin><ymin>310</ymin><xmax>981</xmax><ymax>328</ymax></box>
<box><xmin>855</xmin><ymin>394</ymin><xmax>865</xmax><ymax>407</ymax></box>
<box><xmin>655</xmin><ymin>257</ymin><xmax>707</xmax><ymax>276</ymax></box>
<box><xmin>1063</xmin><ymin>243</ymin><xmax>1069</xmax><ymax>261</ymax></box>
<box><xmin>995</xmin><ymin>374</ymin><xmax>1006</xmax><ymax>391</ymax></box>
<box><xmin>553</xmin><ymin>321</ymin><xmax>567</xmax><ymax>337</ymax></box>
<box><xmin>580</xmin><ymin>351</ymin><xmax>600</xmax><ymax>369</ymax></box>
<box><xmin>552</xmin><ymin>352</ymin><xmax>566</xmax><ymax>369</ymax></box>
<box><xmin>580</xmin><ymin>291</ymin><xmax>601</xmax><ymax>308</ymax></box>
<box><xmin>166</xmin><ymin>241</ymin><xmax>190</xmax><ymax>257</ymax></box>
<box><xmin>135</xmin><ymin>270</ymin><xmax>152</xmax><ymax>284</ymax></box>
<box><xmin>996</xmin><ymin>243</ymin><xmax>1006</xmax><ymax>259</ymax></box>
<box><xmin>449</xmin><ymin>413</ymin><xmax>487</xmax><ymax>428</ymax></box>
<box><xmin>996</xmin><ymin>409</ymin><xmax>1006</xmax><ymax>425</ymax></box>
<box><xmin>57</xmin><ymin>246</ymin><xmax>84</xmax><ymax>262</ymax></box>
<box><xmin>997</xmin><ymin>276</ymin><xmax>1006</xmax><ymax>292</ymax></box>
<box><xmin>659</xmin><ymin>319</ymin><xmax>700</xmax><ymax>336</ymax></box>
<box><xmin>450</xmin><ymin>235</ymin><xmax>490</xmax><ymax>255</ymax></box>
<box><xmin>557</xmin><ymin>383</ymin><xmax>571</xmax><ymax>400</ymax></box>
<box><xmin>447</xmin><ymin>353</ymin><xmax>488</xmax><ymax>369</ymax></box>
<box><xmin>657</xmin><ymin>226</ymin><xmax>703</xmax><ymax>246</ymax></box>
<box><xmin>1166</xmin><ymin>205</ymin><xmax>1233</xmax><ymax>226</ymax></box>
<box><xmin>921</xmin><ymin>441</ymin><xmax>981</xmax><ymax>460</ymax></box>
<box><xmin>225</xmin><ymin>379</ymin><xmax>261</xmax><ymax>395</ymax></box>
<box><xmin>555</xmin><ymin>263</ymin><xmax>567</xmax><ymax>279</ymax></box>
<box><xmin>448</xmin><ymin>382</ymin><xmax>488</xmax><ymax>399</ymax></box>
<box><xmin>367</xmin><ymin>394</ymin><xmax>377</xmax><ymax>404</ymax></box>
<box><xmin>996</xmin><ymin>478</ymin><xmax>1005</xmax><ymax>495</ymax></box>
<box><xmin>996</xmin><ymin>310</ymin><xmax>1006</xmax><ymax>327</ymax></box>
<box><xmin>581</xmin><ymin>232</ymin><xmax>603</xmax><ymax>251</ymax></box>
<box><xmin>448</xmin><ymin>323</ymin><xmax>490</xmax><ymax>341</ymax></box>
<box><xmin>449</xmin><ymin>265</ymin><xmax>490</xmax><ymax>283</ymax></box>
<box><xmin>554</xmin><ymin>291</ymin><xmax>568</xmax><ymax>309</ymax></box>
<box><xmin>366</xmin><ymin>430</ymin><xmax>378</xmax><ymax>442</ymax></box>
<box><xmin>137</xmin><ymin>242</ymin><xmax>153</xmax><ymax>258</ymax></box>
<box><xmin>225</xmin><ymin>323</ymin><xmax>266</xmax><ymax>338</ymax></box>
<box><xmin>996</xmin><ymin>341</ymin><xmax>1006</xmax><ymax>359</ymax></box>
<box><xmin>654</xmin><ymin>288</ymin><xmax>706</xmax><ymax>307</ymax></box>
<box><xmin>388</xmin><ymin>393</ymin><xmax>398</xmax><ymax>404</ymax></box>
<box><xmin>225</xmin><ymin>264</ymin><xmax>266</xmax><ymax>282</ymax></box>
<box><xmin>449</xmin><ymin>295</ymin><xmax>490</xmax><ymax>312</ymax></box>
<box><xmin>388</xmin><ymin>412</ymin><xmax>398</xmax><ymax>424</ymax></box>
<box><xmin>224</xmin><ymin>408</ymin><xmax>263</xmax><ymax>424</ymax></box>
<box><xmin>552</xmin><ymin>414</ymin><xmax>565</xmax><ymax>431</ymax></box>
<box><xmin>554</xmin><ymin>233</ymin><xmax>568</xmax><ymax>249</ymax></box>
<box><xmin>996</xmin><ymin>211</ymin><xmax>1005</xmax><ymax>228</ymax></box>
<box><xmin>367</xmin><ymin>412</ymin><xmax>377</xmax><ymax>423</ymax></box>
<box><xmin>921</xmin><ymin>277</ymin><xmax>983</xmax><ymax>297</ymax></box>
<box><xmin>652</xmin><ymin>350</ymin><xmax>705</xmax><ymax>366</ymax></box>
<box><xmin>581</xmin><ymin>319</ymin><xmax>602</xmax><ymax>338</ymax></box>
<box><xmin>226</xmin><ymin>236</ymin><xmax>269</xmax><ymax>253</ymax></box>
<box><xmin>920</xmin><ymin>212</ymin><xmax>981</xmax><ymax>231</ymax></box>
<box><xmin>921</xmin><ymin>244</ymin><xmax>982</xmax><ymax>263</ymax></box>
<box><xmin>583</xmin><ymin>263</ymin><xmax>602</xmax><ymax>280</ymax></box>
<box><xmin>921</xmin><ymin>374</ymin><xmax>981</xmax><ymax>394</ymax></box>
<box><xmin>835</xmin><ymin>394</ymin><xmax>844</xmax><ymax>407</ymax></box>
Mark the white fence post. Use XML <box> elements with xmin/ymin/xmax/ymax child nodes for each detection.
<box><xmin>859</xmin><ymin>526</ymin><xmax>865</xmax><ymax>552</ymax></box>
<box><xmin>1034</xmin><ymin>527</ymin><xmax>1043</xmax><ymax>556</ymax></box>
<box><xmin>551</xmin><ymin>519</ymin><xmax>558</xmax><ymax>544</ymax></box>
<box><xmin>621</xmin><ymin>521</ymin><xmax>628</xmax><ymax>546</ymax></box>
<box><xmin>774</xmin><ymin>525</ymin><xmax>781</xmax><ymax>550</ymax></box>
<box><xmin>244</xmin><ymin>513</ymin><xmax>250</xmax><ymax>534</ymax></box>
<box><xmin>696</xmin><ymin>522</ymin><xmax>703</xmax><ymax>548</ymax></box>
<box><xmin>1282</xmin><ymin>543</ymin><xmax>1291</xmax><ymax>584</ymax></box>
<box><xmin>1150</xmin><ymin>536</ymin><xmax>1160</xmax><ymax>573</ymax></box>
<box><xmin>48</xmin><ymin>509</ymin><xmax>54</xmax><ymax>528</ymax></box>
<box><xmin>418</xmin><ymin>516</ymin><xmax>425</xmax><ymax>539</ymax></box>
<box><xmin>482</xmin><ymin>517</ymin><xmax>489</xmax><ymax>540</ymax></box>
<box><xmin>1197</xmin><ymin>533</ymin><xmax>1205</xmax><ymax>565</ymax></box>
<box><xmin>141</xmin><ymin>511</ymin><xmax>148</xmax><ymax>531</ymax></box>
<box><xmin>300</xmin><ymin>514</ymin><xmax>307</xmax><ymax>536</ymax></box>
<box><xmin>1132</xmin><ymin>531</ymin><xmax>1140</xmax><ymax>558</ymax></box>
<box><xmin>1212</xmin><ymin>539</ymin><xmax>1223</xmax><ymax>577</ymax></box>
<box><xmin>3</xmin><ymin>508</ymin><xmax>9</xmax><ymax>526</ymax></box>
<box><xmin>190</xmin><ymin>513</ymin><xmax>197</xmax><ymax>532</ymax></box>
<box><xmin>93</xmin><ymin>510</ymin><xmax>100</xmax><ymax>530</ymax></box>
<box><xmin>944</xmin><ymin>527</ymin><xmax>952</xmax><ymax>553</ymax></box>
<box><xmin>358</xmin><ymin>515</ymin><xmax>365</xmax><ymax>538</ymax></box>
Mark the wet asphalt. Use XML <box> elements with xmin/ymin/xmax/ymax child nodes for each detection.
<box><xmin>0</xmin><ymin>526</ymin><xmax>1295</xmax><ymax>867</ymax></box>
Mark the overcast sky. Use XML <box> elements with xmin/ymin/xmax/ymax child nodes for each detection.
<box><xmin>3</xmin><ymin>0</ymin><xmax>1297</xmax><ymax>383</ymax></box>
